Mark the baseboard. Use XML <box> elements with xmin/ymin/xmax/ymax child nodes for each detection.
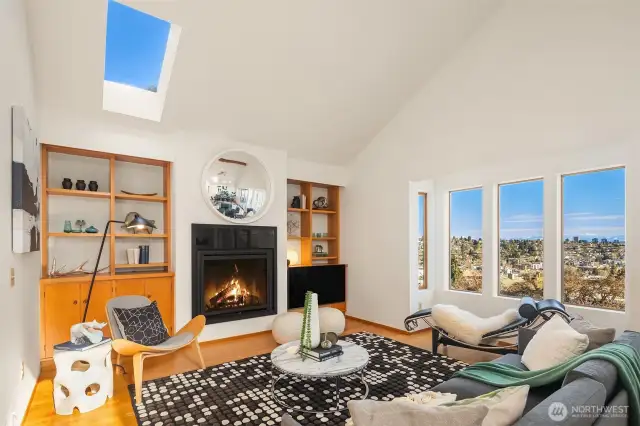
<box><xmin>200</xmin><ymin>330</ymin><xmax>273</xmax><ymax>345</ymax></box>
<box><xmin>346</xmin><ymin>314</ymin><xmax>431</xmax><ymax>335</ymax></box>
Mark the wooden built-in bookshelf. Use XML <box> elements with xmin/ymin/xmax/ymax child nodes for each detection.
<box><xmin>39</xmin><ymin>144</ymin><xmax>175</xmax><ymax>359</ymax></box>
<box><xmin>286</xmin><ymin>179</ymin><xmax>341</xmax><ymax>266</ymax></box>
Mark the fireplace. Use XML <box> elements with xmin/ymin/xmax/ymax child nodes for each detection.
<box><xmin>192</xmin><ymin>224</ymin><xmax>277</xmax><ymax>324</ymax></box>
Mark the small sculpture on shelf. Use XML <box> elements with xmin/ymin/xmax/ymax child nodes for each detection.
<box><xmin>48</xmin><ymin>258</ymin><xmax>109</xmax><ymax>278</ymax></box>
<box><xmin>75</xmin><ymin>219</ymin><xmax>86</xmax><ymax>233</ymax></box>
<box><xmin>75</xmin><ymin>179</ymin><xmax>86</xmax><ymax>191</ymax></box>
<box><xmin>287</xmin><ymin>217</ymin><xmax>300</xmax><ymax>236</ymax></box>
<box><xmin>62</xmin><ymin>178</ymin><xmax>73</xmax><ymax>190</ymax></box>
<box><xmin>88</xmin><ymin>181</ymin><xmax>99</xmax><ymax>192</ymax></box>
<box><xmin>85</xmin><ymin>225</ymin><xmax>99</xmax><ymax>234</ymax></box>
<box><xmin>313</xmin><ymin>196</ymin><xmax>328</xmax><ymax>210</ymax></box>
<box><xmin>291</xmin><ymin>196</ymin><xmax>301</xmax><ymax>209</ymax></box>
<box><xmin>63</xmin><ymin>220</ymin><xmax>72</xmax><ymax>233</ymax></box>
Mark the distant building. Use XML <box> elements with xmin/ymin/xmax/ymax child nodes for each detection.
<box><xmin>602</xmin><ymin>238</ymin><xmax>608</xmax><ymax>243</ymax></box>
<box><xmin>573</xmin><ymin>236</ymin><xmax>579</xmax><ymax>243</ymax></box>
<box><xmin>531</xmin><ymin>263</ymin><xmax>543</xmax><ymax>270</ymax></box>
<box><xmin>592</xmin><ymin>238</ymin><xmax>599</xmax><ymax>244</ymax></box>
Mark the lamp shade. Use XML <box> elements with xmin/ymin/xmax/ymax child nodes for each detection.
<box><xmin>287</xmin><ymin>249</ymin><xmax>299</xmax><ymax>266</ymax></box>
<box><xmin>123</xmin><ymin>212</ymin><xmax>157</xmax><ymax>230</ymax></box>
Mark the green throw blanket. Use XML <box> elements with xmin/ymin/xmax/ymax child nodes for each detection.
<box><xmin>454</xmin><ymin>343</ymin><xmax>640</xmax><ymax>423</ymax></box>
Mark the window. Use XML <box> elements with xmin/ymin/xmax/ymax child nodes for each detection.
<box><xmin>102</xmin><ymin>0</ymin><xmax>181</xmax><ymax>122</ymax></box>
<box><xmin>449</xmin><ymin>188</ymin><xmax>483</xmax><ymax>292</ymax></box>
<box><xmin>418</xmin><ymin>193</ymin><xmax>427</xmax><ymax>290</ymax></box>
<box><xmin>498</xmin><ymin>180</ymin><xmax>544</xmax><ymax>298</ymax></box>
<box><xmin>105</xmin><ymin>0</ymin><xmax>170</xmax><ymax>92</ymax></box>
<box><xmin>562</xmin><ymin>168</ymin><xmax>625</xmax><ymax>311</ymax></box>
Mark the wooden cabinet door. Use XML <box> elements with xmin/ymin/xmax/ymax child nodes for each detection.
<box><xmin>146</xmin><ymin>277</ymin><xmax>174</xmax><ymax>334</ymax></box>
<box><xmin>44</xmin><ymin>282</ymin><xmax>81</xmax><ymax>358</ymax></box>
<box><xmin>115</xmin><ymin>279</ymin><xmax>146</xmax><ymax>297</ymax></box>
<box><xmin>81</xmin><ymin>281</ymin><xmax>114</xmax><ymax>338</ymax></box>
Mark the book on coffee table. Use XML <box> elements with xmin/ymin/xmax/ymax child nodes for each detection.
<box><xmin>301</xmin><ymin>345</ymin><xmax>343</xmax><ymax>361</ymax></box>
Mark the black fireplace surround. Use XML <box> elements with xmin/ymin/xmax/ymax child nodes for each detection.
<box><xmin>192</xmin><ymin>224</ymin><xmax>277</xmax><ymax>324</ymax></box>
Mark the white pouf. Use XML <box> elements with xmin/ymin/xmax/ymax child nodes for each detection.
<box><xmin>272</xmin><ymin>312</ymin><xmax>304</xmax><ymax>344</ymax></box>
<box><xmin>53</xmin><ymin>343</ymin><xmax>113</xmax><ymax>415</ymax></box>
<box><xmin>319</xmin><ymin>307</ymin><xmax>346</xmax><ymax>335</ymax></box>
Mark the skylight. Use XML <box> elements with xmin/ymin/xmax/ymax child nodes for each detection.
<box><xmin>102</xmin><ymin>0</ymin><xmax>181</xmax><ymax>121</ymax></box>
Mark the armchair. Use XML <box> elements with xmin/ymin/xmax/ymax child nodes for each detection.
<box><xmin>106</xmin><ymin>296</ymin><xmax>206</xmax><ymax>404</ymax></box>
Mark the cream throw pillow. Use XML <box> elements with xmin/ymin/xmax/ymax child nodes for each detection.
<box><xmin>347</xmin><ymin>399</ymin><xmax>489</xmax><ymax>426</ymax></box>
<box><xmin>443</xmin><ymin>385</ymin><xmax>530</xmax><ymax>426</ymax></box>
<box><xmin>522</xmin><ymin>315</ymin><xmax>589</xmax><ymax>370</ymax></box>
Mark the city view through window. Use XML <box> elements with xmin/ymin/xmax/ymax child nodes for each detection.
<box><xmin>562</xmin><ymin>168</ymin><xmax>625</xmax><ymax>310</ymax></box>
<box><xmin>499</xmin><ymin>180</ymin><xmax>544</xmax><ymax>298</ymax></box>
<box><xmin>418</xmin><ymin>194</ymin><xmax>427</xmax><ymax>290</ymax></box>
<box><xmin>450</xmin><ymin>188</ymin><xmax>483</xmax><ymax>292</ymax></box>
<box><xmin>446</xmin><ymin>169</ymin><xmax>625</xmax><ymax>310</ymax></box>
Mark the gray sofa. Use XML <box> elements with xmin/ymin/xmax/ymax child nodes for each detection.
<box><xmin>281</xmin><ymin>329</ymin><xmax>638</xmax><ymax>426</ymax></box>
<box><xmin>431</xmin><ymin>328</ymin><xmax>639</xmax><ymax>425</ymax></box>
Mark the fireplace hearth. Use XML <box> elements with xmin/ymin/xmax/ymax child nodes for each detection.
<box><xmin>192</xmin><ymin>224</ymin><xmax>277</xmax><ymax>324</ymax></box>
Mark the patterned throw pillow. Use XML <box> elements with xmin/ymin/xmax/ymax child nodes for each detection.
<box><xmin>113</xmin><ymin>301</ymin><xmax>170</xmax><ymax>346</ymax></box>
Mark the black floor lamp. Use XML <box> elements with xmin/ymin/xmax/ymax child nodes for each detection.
<box><xmin>82</xmin><ymin>212</ymin><xmax>157</xmax><ymax>322</ymax></box>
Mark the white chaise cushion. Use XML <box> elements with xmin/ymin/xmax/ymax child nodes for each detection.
<box><xmin>431</xmin><ymin>304</ymin><xmax>520</xmax><ymax>345</ymax></box>
<box><xmin>522</xmin><ymin>315</ymin><xmax>589</xmax><ymax>370</ymax></box>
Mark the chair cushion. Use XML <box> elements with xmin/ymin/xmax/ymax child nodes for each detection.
<box><xmin>152</xmin><ymin>333</ymin><xmax>194</xmax><ymax>350</ymax></box>
<box><xmin>112</xmin><ymin>301</ymin><xmax>170</xmax><ymax>346</ymax></box>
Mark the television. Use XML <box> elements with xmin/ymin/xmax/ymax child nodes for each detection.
<box><xmin>287</xmin><ymin>264</ymin><xmax>346</xmax><ymax>309</ymax></box>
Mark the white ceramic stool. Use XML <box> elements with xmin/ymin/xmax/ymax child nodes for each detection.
<box><xmin>53</xmin><ymin>343</ymin><xmax>113</xmax><ymax>415</ymax></box>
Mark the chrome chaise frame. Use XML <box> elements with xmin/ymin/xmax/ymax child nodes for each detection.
<box><xmin>404</xmin><ymin>297</ymin><xmax>572</xmax><ymax>355</ymax></box>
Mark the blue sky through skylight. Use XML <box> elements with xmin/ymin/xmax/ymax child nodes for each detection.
<box><xmin>105</xmin><ymin>0</ymin><xmax>171</xmax><ymax>92</ymax></box>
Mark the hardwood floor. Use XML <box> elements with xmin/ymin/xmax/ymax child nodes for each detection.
<box><xmin>23</xmin><ymin>318</ymin><xmax>498</xmax><ymax>425</ymax></box>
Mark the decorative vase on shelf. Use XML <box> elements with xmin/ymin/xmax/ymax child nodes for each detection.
<box><xmin>62</xmin><ymin>178</ymin><xmax>72</xmax><ymax>190</ymax></box>
<box><xmin>63</xmin><ymin>220</ymin><xmax>72</xmax><ymax>233</ymax></box>
<box><xmin>88</xmin><ymin>180</ymin><xmax>98</xmax><ymax>192</ymax></box>
<box><xmin>75</xmin><ymin>180</ymin><xmax>86</xmax><ymax>191</ymax></box>
<box><xmin>299</xmin><ymin>291</ymin><xmax>321</xmax><ymax>356</ymax></box>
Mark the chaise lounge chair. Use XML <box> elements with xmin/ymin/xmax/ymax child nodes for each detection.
<box><xmin>404</xmin><ymin>297</ymin><xmax>572</xmax><ymax>355</ymax></box>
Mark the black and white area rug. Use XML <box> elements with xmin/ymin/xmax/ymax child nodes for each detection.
<box><xmin>129</xmin><ymin>332</ymin><xmax>468</xmax><ymax>426</ymax></box>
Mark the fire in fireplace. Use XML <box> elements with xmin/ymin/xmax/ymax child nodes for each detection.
<box><xmin>204</xmin><ymin>260</ymin><xmax>266</xmax><ymax>312</ymax></box>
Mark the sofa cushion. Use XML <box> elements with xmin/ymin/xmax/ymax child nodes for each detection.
<box><xmin>563</xmin><ymin>359</ymin><xmax>618</xmax><ymax>400</ymax></box>
<box><xmin>514</xmin><ymin>377</ymin><xmax>606</xmax><ymax>426</ymax></box>
<box><xmin>347</xmin><ymin>399</ymin><xmax>489</xmax><ymax>426</ymax></box>
<box><xmin>522</xmin><ymin>316</ymin><xmax>589</xmax><ymax>370</ymax></box>
<box><xmin>570</xmin><ymin>318</ymin><xmax>616</xmax><ymax>351</ymax></box>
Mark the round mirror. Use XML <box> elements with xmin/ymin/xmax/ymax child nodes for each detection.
<box><xmin>202</xmin><ymin>150</ymin><xmax>273</xmax><ymax>223</ymax></box>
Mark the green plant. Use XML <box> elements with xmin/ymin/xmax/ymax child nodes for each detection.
<box><xmin>298</xmin><ymin>291</ymin><xmax>314</xmax><ymax>360</ymax></box>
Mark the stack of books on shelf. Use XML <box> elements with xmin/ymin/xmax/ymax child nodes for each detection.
<box><xmin>54</xmin><ymin>337</ymin><xmax>111</xmax><ymax>352</ymax></box>
<box><xmin>301</xmin><ymin>344</ymin><xmax>343</xmax><ymax>362</ymax></box>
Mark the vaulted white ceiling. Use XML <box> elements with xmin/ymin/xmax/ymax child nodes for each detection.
<box><xmin>26</xmin><ymin>0</ymin><xmax>501</xmax><ymax>164</ymax></box>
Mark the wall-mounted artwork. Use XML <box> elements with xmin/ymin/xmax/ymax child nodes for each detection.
<box><xmin>12</xmin><ymin>106</ymin><xmax>40</xmax><ymax>253</ymax></box>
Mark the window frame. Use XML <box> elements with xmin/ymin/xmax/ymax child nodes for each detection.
<box><xmin>418</xmin><ymin>192</ymin><xmax>428</xmax><ymax>290</ymax></box>
<box><xmin>448</xmin><ymin>187</ymin><xmax>483</xmax><ymax>293</ymax></box>
<box><xmin>560</xmin><ymin>166</ymin><xmax>626</xmax><ymax>311</ymax></box>
<box><xmin>497</xmin><ymin>178</ymin><xmax>545</xmax><ymax>299</ymax></box>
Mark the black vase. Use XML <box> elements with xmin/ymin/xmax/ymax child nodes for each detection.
<box><xmin>88</xmin><ymin>180</ymin><xmax>98</xmax><ymax>192</ymax></box>
<box><xmin>62</xmin><ymin>178</ymin><xmax>72</xmax><ymax>190</ymax></box>
<box><xmin>76</xmin><ymin>179</ymin><xmax>86</xmax><ymax>191</ymax></box>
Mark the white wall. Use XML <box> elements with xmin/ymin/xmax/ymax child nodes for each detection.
<box><xmin>39</xmin><ymin>110</ymin><xmax>292</xmax><ymax>342</ymax></box>
<box><xmin>287</xmin><ymin>158</ymin><xmax>349</xmax><ymax>187</ymax></box>
<box><xmin>343</xmin><ymin>0</ymin><xmax>640</xmax><ymax>332</ymax></box>
<box><xmin>0</xmin><ymin>0</ymin><xmax>41</xmax><ymax>424</ymax></box>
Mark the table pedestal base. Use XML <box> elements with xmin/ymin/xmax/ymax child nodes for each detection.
<box><xmin>270</xmin><ymin>367</ymin><xmax>369</xmax><ymax>414</ymax></box>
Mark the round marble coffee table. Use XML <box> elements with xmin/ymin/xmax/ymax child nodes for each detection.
<box><xmin>270</xmin><ymin>340</ymin><xmax>369</xmax><ymax>413</ymax></box>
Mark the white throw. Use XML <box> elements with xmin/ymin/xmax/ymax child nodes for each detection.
<box><xmin>431</xmin><ymin>304</ymin><xmax>520</xmax><ymax>345</ymax></box>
